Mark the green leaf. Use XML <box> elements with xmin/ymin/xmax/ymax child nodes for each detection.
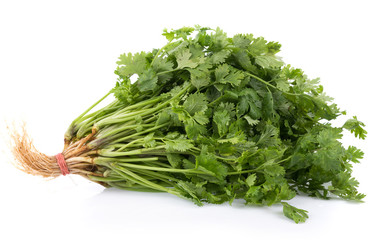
<box><xmin>243</xmin><ymin>115</ymin><xmax>259</xmax><ymax>126</ymax></box>
<box><xmin>193</xmin><ymin>112</ymin><xmax>209</xmax><ymax>125</ymax></box>
<box><xmin>264</xmin><ymin>164</ymin><xmax>285</xmax><ymax>176</ymax></box>
<box><xmin>216</xmin><ymin>65</ymin><xmax>245</xmax><ymax>86</ymax></box>
<box><xmin>210</xmin><ymin>49</ymin><xmax>231</xmax><ymax>64</ymax></box>
<box><xmin>176</xmin><ymin>49</ymin><xmax>199</xmax><ymax>69</ymax></box>
<box><xmin>162</xmin><ymin>28</ymin><xmax>175</xmax><ymax>41</ymax></box>
<box><xmin>273</xmin><ymin>77</ymin><xmax>290</xmax><ymax>92</ymax></box>
<box><xmin>197</xmin><ymin>147</ymin><xmax>228</xmax><ymax>181</ymax></box>
<box><xmin>248</xmin><ymin>37</ymin><xmax>268</xmax><ymax>56</ymax></box>
<box><xmin>185</xmin><ymin>118</ymin><xmax>207</xmax><ymax>139</ymax></box>
<box><xmin>189</xmin><ymin>68</ymin><xmax>210</xmax><ymax>89</ymax></box>
<box><xmin>232</xmin><ymin>34</ymin><xmax>252</xmax><ymax>49</ymax></box>
<box><xmin>175</xmin><ymin>180</ymin><xmax>203</xmax><ymax>206</ymax></box>
<box><xmin>345</xmin><ymin>146</ymin><xmax>364</xmax><ymax>163</ymax></box>
<box><xmin>214</xmin><ymin>64</ymin><xmax>230</xmax><ymax>83</ymax></box>
<box><xmin>163</xmin><ymin>27</ymin><xmax>194</xmax><ymax>41</ymax></box>
<box><xmin>165</xmin><ymin>137</ymin><xmax>194</xmax><ymax>152</ymax></box>
<box><xmin>183</xmin><ymin>92</ymin><xmax>208</xmax><ymax>115</ymax></box>
<box><xmin>342</xmin><ymin>116</ymin><xmax>367</xmax><ymax>140</ymax></box>
<box><xmin>233</xmin><ymin>49</ymin><xmax>257</xmax><ymax>73</ymax></box>
<box><xmin>257</xmin><ymin>121</ymin><xmax>280</xmax><ymax>147</ymax></box>
<box><xmin>282</xmin><ymin>202</ymin><xmax>309</xmax><ymax>223</ymax></box>
<box><xmin>254</xmin><ymin>55</ymin><xmax>283</xmax><ymax>69</ymax></box>
<box><xmin>312</xmin><ymin>147</ymin><xmax>343</xmax><ymax>172</ymax></box>
<box><xmin>137</xmin><ymin>68</ymin><xmax>158</xmax><ymax>92</ymax></box>
<box><xmin>317</xmin><ymin>127</ymin><xmax>343</xmax><ymax>148</ymax></box>
<box><xmin>152</xmin><ymin>57</ymin><xmax>174</xmax><ymax>83</ymax></box>
<box><xmin>116</xmin><ymin>52</ymin><xmax>147</xmax><ymax>77</ymax></box>
<box><xmin>262</xmin><ymin>91</ymin><xmax>275</xmax><ymax>121</ymax></box>
<box><xmin>246</xmin><ymin>174</ymin><xmax>257</xmax><ymax>187</ymax></box>
<box><xmin>213</xmin><ymin>108</ymin><xmax>230</xmax><ymax>137</ymax></box>
<box><xmin>143</xmin><ymin>133</ymin><xmax>156</xmax><ymax>148</ymax></box>
<box><xmin>166</xmin><ymin>153</ymin><xmax>182</xmax><ymax>168</ymax></box>
<box><xmin>209</xmin><ymin>27</ymin><xmax>230</xmax><ymax>51</ymax></box>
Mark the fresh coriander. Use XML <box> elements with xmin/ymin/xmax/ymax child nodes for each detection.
<box><xmin>11</xmin><ymin>26</ymin><xmax>366</xmax><ymax>223</ymax></box>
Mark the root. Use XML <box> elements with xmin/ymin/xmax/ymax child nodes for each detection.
<box><xmin>9</xmin><ymin>123</ymin><xmax>100</xmax><ymax>178</ymax></box>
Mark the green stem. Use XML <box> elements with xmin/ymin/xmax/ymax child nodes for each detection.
<box><xmin>151</xmin><ymin>40</ymin><xmax>173</xmax><ymax>66</ymax></box>
<box><xmin>244</xmin><ymin>72</ymin><xmax>302</xmax><ymax>96</ymax></box>
<box><xmin>116</xmin><ymin>138</ymin><xmax>144</xmax><ymax>152</ymax></box>
<box><xmin>133</xmin><ymin>168</ymin><xmax>180</xmax><ymax>182</ymax></box>
<box><xmin>112</xmin><ymin>96</ymin><xmax>164</xmax><ymax>117</ymax></box>
<box><xmin>107</xmin><ymin>182</ymin><xmax>164</xmax><ymax>192</ymax></box>
<box><xmin>112</xmin><ymin>164</ymin><xmax>170</xmax><ymax>192</ymax></box>
<box><xmin>99</xmin><ymin>145</ymin><xmax>166</xmax><ymax>157</ymax></box>
<box><xmin>117</xmin><ymin>162</ymin><xmax>213</xmax><ymax>175</ymax></box>
<box><xmin>88</xmin><ymin>175</ymin><xmax>123</xmax><ymax>182</ymax></box>
<box><xmin>98</xmin><ymin>123</ymin><xmax>155</xmax><ymax>139</ymax></box>
<box><xmin>110</xmin><ymin>123</ymin><xmax>170</xmax><ymax>145</ymax></box>
<box><xmin>65</xmin><ymin>91</ymin><xmax>112</xmax><ymax>140</ymax></box>
<box><xmin>156</xmin><ymin>68</ymin><xmax>181</xmax><ymax>76</ymax></box>
<box><xmin>227</xmin><ymin>156</ymin><xmax>291</xmax><ymax>175</ymax></box>
<box><xmin>95</xmin><ymin>108</ymin><xmax>153</xmax><ymax>128</ymax></box>
<box><xmin>96</xmin><ymin>157</ymin><xmax>160</xmax><ymax>164</ymax></box>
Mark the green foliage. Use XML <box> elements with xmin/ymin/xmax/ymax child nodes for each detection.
<box><xmin>72</xmin><ymin>26</ymin><xmax>367</xmax><ymax>224</ymax></box>
<box><xmin>282</xmin><ymin>202</ymin><xmax>309</xmax><ymax>223</ymax></box>
<box><xmin>343</xmin><ymin>116</ymin><xmax>367</xmax><ymax>139</ymax></box>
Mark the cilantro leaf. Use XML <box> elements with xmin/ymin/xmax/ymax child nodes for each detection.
<box><xmin>165</xmin><ymin>137</ymin><xmax>194</xmax><ymax>152</ymax></box>
<box><xmin>137</xmin><ymin>68</ymin><xmax>158</xmax><ymax>92</ymax></box>
<box><xmin>176</xmin><ymin>49</ymin><xmax>199</xmax><ymax>69</ymax></box>
<box><xmin>282</xmin><ymin>202</ymin><xmax>309</xmax><ymax>223</ymax></box>
<box><xmin>213</xmin><ymin>108</ymin><xmax>231</xmax><ymax>137</ymax></box>
<box><xmin>254</xmin><ymin>55</ymin><xmax>283</xmax><ymax>69</ymax></box>
<box><xmin>342</xmin><ymin>116</ymin><xmax>367</xmax><ymax>139</ymax></box>
<box><xmin>215</xmin><ymin>64</ymin><xmax>245</xmax><ymax>86</ymax></box>
<box><xmin>116</xmin><ymin>52</ymin><xmax>147</xmax><ymax>77</ymax></box>
<box><xmin>183</xmin><ymin>92</ymin><xmax>208</xmax><ymax>115</ymax></box>
<box><xmin>196</xmin><ymin>147</ymin><xmax>228</xmax><ymax>181</ymax></box>
<box><xmin>189</xmin><ymin>68</ymin><xmax>210</xmax><ymax>89</ymax></box>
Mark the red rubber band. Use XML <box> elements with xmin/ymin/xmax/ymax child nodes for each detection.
<box><xmin>55</xmin><ymin>153</ymin><xmax>70</xmax><ymax>176</ymax></box>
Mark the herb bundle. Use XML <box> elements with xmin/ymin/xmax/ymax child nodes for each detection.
<box><xmin>11</xmin><ymin>26</ymin><xmax>367</xmax><ymax>223</ymax></box>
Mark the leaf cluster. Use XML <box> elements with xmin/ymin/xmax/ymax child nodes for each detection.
<box><xmin>71</xmin><ymin>26</ymin><xmax>367</xmax><ymax>223</ymax></box>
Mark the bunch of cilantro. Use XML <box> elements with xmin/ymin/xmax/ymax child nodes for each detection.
<box><xmin>66</xmin><ymin>26</ymin><xmax>367</xmax><ymax>223</ymax></box>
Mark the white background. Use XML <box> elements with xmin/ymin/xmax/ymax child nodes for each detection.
<box><xmin>0</xmin><ymin>0</ymin><xmax>389</xmax><ymax>239</ymax></box>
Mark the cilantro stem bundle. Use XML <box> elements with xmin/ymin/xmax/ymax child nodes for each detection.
<box><xmin>11</xmin><ymin>26</ymin><xmax>367</xmax><ymax>223</ymax></box>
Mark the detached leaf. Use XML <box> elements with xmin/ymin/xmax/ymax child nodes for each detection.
<box><xmin>282</xmin><ymin>202</ymin><xmax>309</xmax><ymax>223</ymax></box>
